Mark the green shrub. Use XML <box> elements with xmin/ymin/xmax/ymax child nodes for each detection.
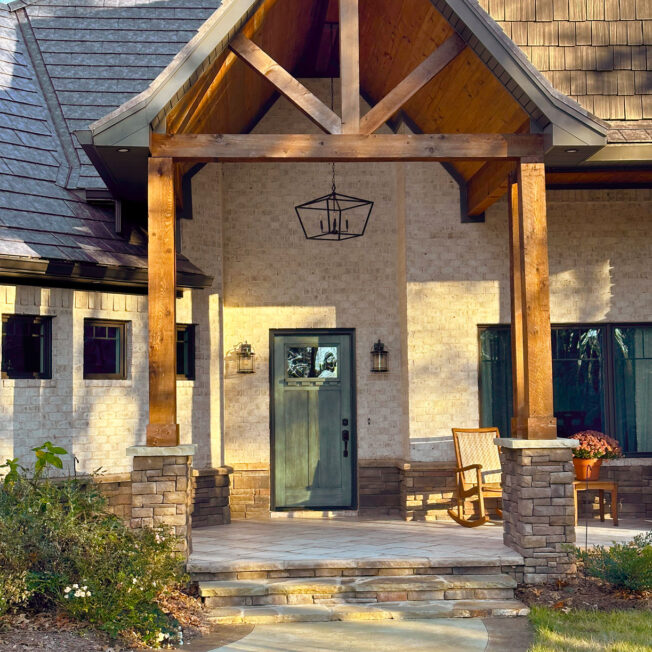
<box><xmin>0</xmin><ymin>445</ymin><xmax>187</xmax><ymax>647</ymax></box>
<box><xmin>576</xmin><ymin>532</ymin><xmax>652</xmax><ymax>592</ymax></box>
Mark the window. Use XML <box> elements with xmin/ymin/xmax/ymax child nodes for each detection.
<box><xmin>479</xmin><ymin>324</ymin><xmax>652</xmax><ymax>455</ymax></box>
<box><xmin>1</xmin><ymin>314</ymin><xmax>52</xmax><ymax>379</ymax></box>
<box><xmin>84</xmin><ymin>320</ymin><xmax>126</xmax><ymax>379</ymax></box>
<box><xmin>177</xmin><ymin>324</ymin><xmax>195</xmax><ymax>380</ymax></box>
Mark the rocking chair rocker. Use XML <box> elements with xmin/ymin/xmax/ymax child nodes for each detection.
<box><xmin>447</xmin><ymin>427</ymin><xmax>503</xmax><ymax>528</ymax></box>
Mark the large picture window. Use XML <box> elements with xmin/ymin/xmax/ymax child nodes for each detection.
<box><xmin>1</xmin><ymin>314</ymin><xmax>52</xmax><ymax>379</ymax></box>
<box><xmin>84</xmin><ymin>319</ymin><xmax>126</xmax><ymax>379</ymax></box>
<box><xmin>479</xmin><ymin>324</ymin><xmax>652</xmax><ymax>454</ymax></box>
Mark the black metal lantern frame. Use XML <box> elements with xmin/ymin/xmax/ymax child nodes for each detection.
<box><xmin>236</xmin><ymin>341</ymin><xmax>255</xmax><ymax>374</ymax></box>
<box><xmin>295</xmin><ymin>187</ymin><xmax>374</xmax><ymax>241</ymax></box>
<box><xmin>294</xmin><ymin>73</ymin><xmax>374</xmax><ymax>241</ymax></box>
<box><xmin>370</xmin><ymin>339</ymin><xmax>389</xmax><ymax>373</ymax></box>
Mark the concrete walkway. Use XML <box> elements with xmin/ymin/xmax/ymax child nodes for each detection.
<box><xmin>179</xmin><ymin>616</ymin><xmax>533</xmax><ymax>652</ymax></box>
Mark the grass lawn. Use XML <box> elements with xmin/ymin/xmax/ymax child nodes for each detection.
<box><xmin>529</xmin><ymin>606</ymin><xmax>652</xmax><ymax>652</ymax></box>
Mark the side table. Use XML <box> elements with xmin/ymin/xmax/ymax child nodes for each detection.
<box><xmin>573</xmin><ymin>480</ymin><xmax>619</xmax><ymax>526</ymax></box>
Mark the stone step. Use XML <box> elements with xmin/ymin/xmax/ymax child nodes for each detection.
<box><xmin>199</xmin><ymin>574</ymin><xmax>517</xmax><ymax>607</ymax></box>
<box><xmin>205</xmin><ymin>599</ymin><xmax>530</xmax><ymax>625</ymax></box>
<box><xmin>188</xmin><ymin>555</ymin><xmax>524</xmax><ymax>582</ymax></box>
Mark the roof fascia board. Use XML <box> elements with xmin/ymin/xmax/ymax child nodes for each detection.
<box><xmin>438</xmin><ymin>0</ymin><xmax>608</xmax><ymax>147</ymax></box>
<box><xmin>89</xmin><ymin>0</ymin><xmax>258</xmax><ymax>148</ymax></box>
<box><xmin>583</xmin><ymin>143</ymin><xmax>652</xmax><ymax>165</ymax></box>
<box><xmin>0</xmin><ymin>257</ymin><xmax>213</xmax><ymax>291</ymax></box>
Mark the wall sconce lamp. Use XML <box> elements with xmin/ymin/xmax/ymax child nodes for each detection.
<box><xmin>370</xmin><ymin>339</ymin><xmax>388</xmax><ymax>373</ymax></box>
<box><xmin>237</xmin><ymin>341</ymin><xmax>255</xmax><ymax>374</ymax></box>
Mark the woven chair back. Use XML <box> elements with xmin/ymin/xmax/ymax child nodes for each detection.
<box><xmin>452</xmin><ymin>427</ymin><xmax>502</xmax><ymax>485</ymax></box>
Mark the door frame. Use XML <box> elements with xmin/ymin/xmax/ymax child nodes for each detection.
<box><xmin>269</xmin><ymin>328</ymin><xmax>358</xmax><ymax>511</ymax></box>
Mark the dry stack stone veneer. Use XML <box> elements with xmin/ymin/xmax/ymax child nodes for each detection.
<box><xmin>192</xmin><ymin>468</ymin><xmax>232</xmax><ymax>527</ymax></box>
<box><xmin>128</xmin><ymin>446</ymin><xmax>195</xmax><ymax>554</ymax></box>
<box><xmin>499</xmin><ymin>440</ymin><xmax>577</xmax><ymax>585</ymax></box>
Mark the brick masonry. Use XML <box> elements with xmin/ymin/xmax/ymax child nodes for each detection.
<box><xmin>130</xmin><ymin>455</ymin><xmax>193</xmax><ymax>554</ymax></box>
<box><xmin>500</xmin><ymin>445</ymin><xmax>577</xmax><ymax>585</ymax></box>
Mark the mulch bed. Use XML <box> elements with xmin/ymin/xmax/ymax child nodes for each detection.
<box><xmin>0</xmin><ymin>590</ymin><xmax>209</xmax><ymax>651</ymax></box>
<box><xmin>516</xmin><ymin>567</ymin><xmax>651</xmax><ymax>613</ymax></box>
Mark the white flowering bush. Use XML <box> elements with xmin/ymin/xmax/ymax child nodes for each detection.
<box><xmin>0</xmin><ymin>446</ymin><xmax>187</xmax><ymax>648</ymax></box>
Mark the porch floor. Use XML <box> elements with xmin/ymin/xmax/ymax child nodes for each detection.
<box><xmin>190</xmin><ymin>517</ymin><xmax>650</xmax><ymax>568</ymax></box>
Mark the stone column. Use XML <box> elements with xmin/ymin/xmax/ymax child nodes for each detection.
<box><xmin>497</xmin><ymin>438</ymin><xmax>578</xmax><ymax>585</ymax></box>
<box><xmin>127</xmin><ymin>445</ymin><xmax>197</xmax><ymax>555</ymax></box>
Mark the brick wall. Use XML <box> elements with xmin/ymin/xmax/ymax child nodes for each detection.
<box><xmin>358</xmin><ymin>462</ymin><xmax>402</xmax><ymax>517</ymax></box>
<box><xmin>191</xmin><ymin>468</ymin><xmax>232</xmax><ymax>528</ymax></box>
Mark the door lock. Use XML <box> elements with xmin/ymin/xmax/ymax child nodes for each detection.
<box><xmin>342</xmin><ymin>430</ymin><xmax>349</xmax><ymax>457</ymax></box>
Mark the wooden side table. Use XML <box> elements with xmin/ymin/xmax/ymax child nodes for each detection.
<box><xmin>573</xmin><ymin>480</ymin><xmax>619</xmax><ymax>526</ymax></box>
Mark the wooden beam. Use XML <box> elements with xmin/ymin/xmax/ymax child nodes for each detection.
<box><xmin>150</xmin><ymin>133</ymin><xmax>545</xmax><ymax>162</ymax></box>
<box><xmin>147</xmin><ymin>157</ymin><xmax>179</xmax><ymax>447</ymax></box>
<box><xmin>229</xmin><ymin>34</ymin><xmax>342</xmax><ymax>135</ymax></box>
<box><xmin>339</xmin><ymin>0</ymin><xmax>360</xmax><ymax>134</ymax></box>
<box><xmin>508</xmin><ymin>175</ymin><xmax>526</xmax><ymax>438</ymax></box>
<box><xmin>359</xmin><ymin>34</ymin><xmax>466</xmax><ymax>135</ymax></box>
<box><xmin>513</xmin><ymin>159</ymin><xmax>557</xmax><ymax>440</ymax></box>
<box><xmin>466</xmin><ymin>161</ymin><xmax>515</xmax><ymax>216</ymax></box>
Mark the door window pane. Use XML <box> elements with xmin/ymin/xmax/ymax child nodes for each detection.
<box><xmin>286</xmin><ymin>346</ymin><xmax>338</xmax><ymax>378</ymax></box>
<box><xmin>479</xmin><ymin>328</ymin><xmax>512</xmax><ymax>437</ymax></box>
<box><xmin>613</xmin><ymin>327</ymin><xmax>652</xmax><ymax>453</ymax></box>
<box><xmin>83</xmin><ymin>320</ymin><xmax>125</xmax><ymax>379</ymax></box>
<box><xmin>552</xmin><ymin>328</ymin><xmax>605</xmax><ymax>437</ymax></box>
<box><xmin>1</xmin><ymin>315</ymin><xmax>52</xmax><ymax>379</ymax></box>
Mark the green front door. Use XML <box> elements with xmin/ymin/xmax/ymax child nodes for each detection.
<box><xmin>271</xmin><ymin>330</ymin><xmax>356</xmax><ymax>510</ymax></box>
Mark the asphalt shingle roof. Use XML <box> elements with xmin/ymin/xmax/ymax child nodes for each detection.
<box><xmin>0</xmin><ymin>0</ymin><xmax>219</xmax><ymax>274</ymax></box>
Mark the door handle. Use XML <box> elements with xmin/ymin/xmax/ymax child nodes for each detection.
<box><xmin>342</xmin><ymin>430</ymin><xmax>349</xmax><ymax>457</ymax></box>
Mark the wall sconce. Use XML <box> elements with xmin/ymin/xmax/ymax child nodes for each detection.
<box><xmin>370</xmin><ymin>339</ymin><xmax>388</xmax><ymax>373</ymax></box>
<box><xmin>237</xmin><ymin>341</ymin><xmax>255</xmax><ymax>374</ymax></box>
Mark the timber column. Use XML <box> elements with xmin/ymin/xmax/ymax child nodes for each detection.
<box><xmin>127</xmin><ymin>157</ymin><xmax>194</xmax><ymax>556</ymax></box>
<box><xmin>498</xmin><ymin>161</ymin><xmax>578</xmax><ymax>584</ymax></box>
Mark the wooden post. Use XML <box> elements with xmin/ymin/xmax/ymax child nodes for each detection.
<box><xmin>508</xmin><ymin>174</ymin><xmax>526</xmax><ymax>438</ymax></box>
<box><xmin>339</xmin><ymin>0</ymin><xmax>360</xmax><ymax>134</ymax></box>
<box><xmin>510</xmin><ymin>158</ymin><xmax>557</xmax><ymax>439</ymax></box>
<box><xmin>147</xmin><ymin>157</ymin><xmax>179</xmax><ymax>446</ymax></box>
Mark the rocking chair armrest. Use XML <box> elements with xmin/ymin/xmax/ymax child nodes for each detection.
<box><xmin>454</xmin><ymin>464</ymin><xmax>482</xmax><ymax>474</ymax></box>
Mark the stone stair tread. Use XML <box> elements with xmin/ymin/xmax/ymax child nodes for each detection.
<box><xmin>199</xmin><ymin>573</ymin><xmax>516</xmax><ymax>597</ymax></box>
<box><xmin>205</xmin><ymin>599</ymin><xmax>530</xmax><ymax>624</ymax></box>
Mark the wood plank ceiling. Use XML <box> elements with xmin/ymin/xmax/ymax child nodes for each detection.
<box><xmin>166</xmin><ymin>0</ymin><xmax>530</xmax><ymax>188</ymax></box>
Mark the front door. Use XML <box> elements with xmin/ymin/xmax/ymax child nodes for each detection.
<box><xmin>271</xmin><ymin>329</ymin><xmax>356</xmax><ymax>510</ymax></box>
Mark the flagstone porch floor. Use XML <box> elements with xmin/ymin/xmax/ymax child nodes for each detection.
<box><xmin>189</xmin><ymin>517</ymin><xmax>651</xmax><ymax>567</ymax></box>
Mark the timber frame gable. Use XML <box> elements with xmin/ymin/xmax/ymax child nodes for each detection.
<box><xmin>76</xmin><ymin>0</ymin><xmax>629</xmax><ymax>223</ymax></box>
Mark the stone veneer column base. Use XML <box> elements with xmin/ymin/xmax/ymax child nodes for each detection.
<box><xmin>127</xmin><ymin>445</ymin><xmax>196</xmax><ymax>555</ymax></box>
<box><xmin>498</xmin><ymin>438</ymin><xmax>578</xmax><ymax>585</ymax></box>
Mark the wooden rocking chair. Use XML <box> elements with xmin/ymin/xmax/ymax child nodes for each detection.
<box><xmin>447</xmin><ymin>427</ymin><xmax>503</xmax><ymax>528</ymax></box>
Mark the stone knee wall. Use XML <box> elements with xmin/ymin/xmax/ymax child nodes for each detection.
<box><xmin>94</xmin><ymin>473</ymin><xmax>133</xmax><ymax>520</ymax></box>
<box><xmin>131</xmin><ymin>454</ymin><xmax>193</xmax><ymax>553</ymax></box>
<box><xmin>501</xmin><ymin>446</ymin><xmax>576</xmax><ymax>585</ymax></box>
<box><xmin>358</xmin><ymin>463</ymin><xmax>402</xmax><ymax>517</ymax></box>
<box><xmin>230</xmin><ymin>465</ymin><xmax>271</xmax><ymax>519</ymax></box>
<box><xmin>577</xmin><ymin>460</ymin><xmax>652</xmax><ymax>521</ymax></box>
<box><xmin>191</xmin><ymin>468</ymin><xmax>232</xmax><ymax>527</ymax></box>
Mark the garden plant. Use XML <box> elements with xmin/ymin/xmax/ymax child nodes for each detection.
<box><xmin>0</xmin><ymin>443</ymin><xmax>187</xmax><ymax>648</ymax></box>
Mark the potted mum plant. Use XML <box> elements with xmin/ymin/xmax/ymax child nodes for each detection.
<box><xmin>569</xmin><ymin>430</ymin><xmax>622</xmax><ymax>480</ymax></box>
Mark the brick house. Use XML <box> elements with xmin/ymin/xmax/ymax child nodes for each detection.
<box><xmin>0</xmin><ymin>0</ymin><xmax>650</xmax><ymax>582</ymax></box>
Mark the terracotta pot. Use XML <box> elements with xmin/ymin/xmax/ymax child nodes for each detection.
<box><xmin>573</xmin><ymin>457</ymin><xmax>602</xmax><ymax>481</ymax></box>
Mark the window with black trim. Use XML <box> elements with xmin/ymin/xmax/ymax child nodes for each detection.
<box><xmin>1</xmin><ymin>314</ymin><xmax>52</xmax><ymax>379</ymax></box>
<box><xmin>83</xmin><ymin>319</ymin><xmax>126</xmax><ymax>379</ymax></box>
<box><xmin>479</xmin><ymin>324</ymin><xmax>652</xmax><ymax>455</ymax></box>
<box><xmin>177</xmin><ymin>324</ymin><xmax>196</xmax><ymax>380</ymax></box>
